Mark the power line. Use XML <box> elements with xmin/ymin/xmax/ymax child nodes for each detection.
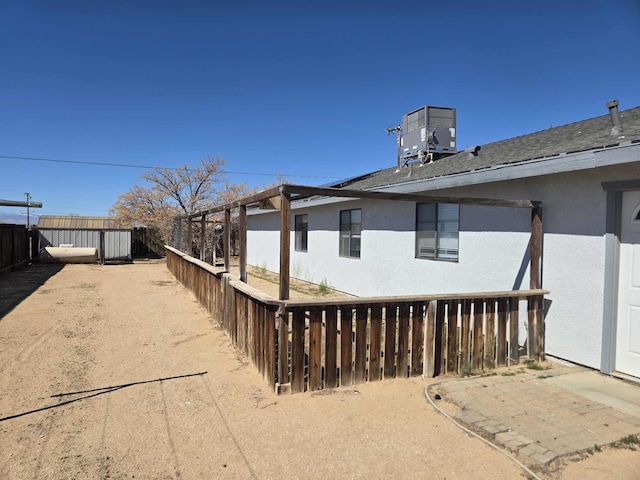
<box><xmin>0</xmin><ymin>154</ymin><xmax>341</xmax><ymax>179</ymax></box>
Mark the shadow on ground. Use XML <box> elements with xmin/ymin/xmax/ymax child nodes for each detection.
<box><xmin>0</xmin><ymin>264</ymin><xmax>65</xmax><ymax>319</ymax></box>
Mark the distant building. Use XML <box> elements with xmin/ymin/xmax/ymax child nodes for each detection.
<box><xmin>36</xmin><ymin>216</ymin><xmax>132</xmax><ymax>262</ymax></box>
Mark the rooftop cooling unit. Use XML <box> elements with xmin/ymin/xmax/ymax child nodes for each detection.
<box><xmin>400</xmin><ymin>105</ymin><xmax>456</xmax><ymax>162</ymax></box>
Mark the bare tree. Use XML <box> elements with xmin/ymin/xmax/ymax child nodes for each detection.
<box><xmin>141</xmin><ymin>155</ymin><xmax>227</xmax><ymax>215</ymax></box>
<box><xmin>111</xmin><ymin>155</ymin><xmax>267</xmax><ymax>251</ymax></box>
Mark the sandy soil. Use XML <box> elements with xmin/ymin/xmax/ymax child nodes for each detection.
<box><xmin>0</xmin><ymin>261</ymin><xmax>638</xmax><ymax>479</ymax></box>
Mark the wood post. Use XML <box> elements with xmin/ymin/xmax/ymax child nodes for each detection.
<box><xmin>278</xmin><ymin>313</ymin><xmax>289</xmax><ymax>385</ymax></box>
<box><xmin>354</xmin><ymin>305</ymin><xmax>367</xmax><ymax>384</ymax></box>
<box><xmin>397</xmin><ymin>303</ymin><xmax>410</xmax><ymax>377</ymax></box>
<box><xmin>99</xmin><ymin>230</ymin><xmax>105</xmax><ymax>265</ymax></box>
<box><xmin>530</xmin><ymin>205</ymin><xmax>542</xmax><ymax>290</ymax></box>
<box><xmin>369</xmin><ymin>304</ymin><xmax>382</xmax><ymax>381</ymax></box>
<box><xmin>496</xmin><ymin>298</ymin><xmax>508</xmax><ymax>367</ymax></box>
<box><xmin>384</xmin><ymin>303</ymin><xmax>397</xmax><ymax>378</ymax></box>
<box><xmin>460</xmin><ymin>299</ymin><xmax>471</xmax><ymax>372</ymax></box>
<box><xmin>224</xmin><ymin>208</ymin><xmax>231</xmax><ymax>272</ymax></box>
<box><xmin>411</xmin><ymin>302</ymin><xmax>425</xmax><ymax>376</ymax></box>
<box><xmin>484</xmin><ymin>300</ymin><xmax>495</xmax><ymax>369</ymax></box>
<box><xmin>446</xmin><ymin>300</ymin><xmax>458</xmax><ymax>374</ymax></box>
<box><xmin>529</xmin><ymin>204</ymin><xmax>544</xmax><ymax>361</ymax></box>
<box><xmin>509</xmin><ymin>296</ymin><xmax>519</xmax><ymax>365</ymax></box>
<box><xmin>279</xmin><ymin>191</ymin><xmax>291</xmax><ymax>301</ymax></box>
<box><xmin>325</xmin><ymin>306</ymin><xmax>338</xmax><ymax>388</ymax></box>
<box><xmin>291</xmin><ymin>308</ymin><xmax>305</xmax><ymax>393</ymax></box>
<box><xmin>424</xmin><ymin>301</ymin><xmax>437</xmax><ymax>377</ymax></box>
<box><xmin>340</xmin><ymin>306</ymin><xmax>353</xmax><ymax>386</ymax></box>
<box><xmin>434</xmin><ymin>301</ymin><xmax>445</xmax><ymax>376</ymax></box>
<box><xmin>472</xmin><ymin>299</ymin><xmax>484</xmax><ymax>371</ymax></box>
<box><xmin>239</xmin><ymin>205</ymin><xmax>247</xmax><ymax>282</ymax></box>
<box><xmin>186</xmin><ymin>219</ymin><xmax>193</xmax><ymax>256</ymax></box>
<box><xmin>309</xmin><ymin>307</ymin><xmax>323</xmax><ymax>391</ymax></box>
<box><xmin>200</xmin><ymin>214</ymin><xmax>206</xmax><ymax>262</ymax></box>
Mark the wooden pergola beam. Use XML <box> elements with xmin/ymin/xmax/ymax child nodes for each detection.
<box><xmin>239</xmin><ymin>205</ymin><xmax>247</xmax><ymax>282</ymax></box>
<box><xmin>184</xmin><ymin>184</ymin><xmax>539</xmax><ymax>220</ymax></box>
<box><xmin>186</xmin><ymin>186</ymin><xmax>283</xmax><ymax>219</ymax></box>
<box><xmin>282</xmin><ymin>185</ymin><xmax>538</xmax><ymax>209</ymax></box>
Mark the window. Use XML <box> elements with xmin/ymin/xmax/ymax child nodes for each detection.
<box><xmin>339</xmin><ymin>209</ymin><xmax>361</xmax><ymax>258</ymax></box>
<box><xmin>416</xmin><ymin>203</ymin><xmax>459</xmax><ymax>261</ymax></box>
<box><xmin>294</xmin><ymin>214</ymin><xmax>308</xmax><ymax>252</ymax></box>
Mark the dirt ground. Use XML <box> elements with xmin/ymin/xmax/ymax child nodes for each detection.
<box><xmin>0</xmin><ymin>261</ymin><xmax>638</xmax><ymax>479</ymax></box>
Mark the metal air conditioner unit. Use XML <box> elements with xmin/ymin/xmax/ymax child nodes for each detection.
<box><xmin>400</xmin><ymin>105</ymin><xmax>456</xmax><ymax>163</ymax></box>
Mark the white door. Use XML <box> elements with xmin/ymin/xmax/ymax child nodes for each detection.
<box><xmin>616</xmin><ymin>190</ymin><xmax>640</xmax><ymax>378</ymax></box>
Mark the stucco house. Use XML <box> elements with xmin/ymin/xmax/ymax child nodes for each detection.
<box><xmin>246</xmin><ymin>101</ymin><xmax>640</xmax><ymax>381</ymax></box>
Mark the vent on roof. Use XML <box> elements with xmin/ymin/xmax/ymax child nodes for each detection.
<box><xmin>606</xmin><ymin>99</ymin><xmax>623</xmax><ymax>136</ymax></box>
<box><xmin>464</xmin><ymin>146</ymin><xmax>481</xmax><ymax>158</ymax></box>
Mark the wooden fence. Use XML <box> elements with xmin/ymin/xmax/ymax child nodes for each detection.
<box><xmin>166</xmin><ymin>246</ymin><xmax>547</xmax><ymax>394</ymax></box>
<box><xmin>133</xmin><ymin>227</ymin><xmax>165</xmax><ymax>258</ymax></box>
<box><xmin>0</xmin><ymin>224</ymin><xmax>29</xmax><ymax>274</ymax></box>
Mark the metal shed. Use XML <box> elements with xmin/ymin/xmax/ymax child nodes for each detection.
<box><xmin>36</xmin><ymin>216</ymin><xmax>132</xmax><ymax>262</ymax></box>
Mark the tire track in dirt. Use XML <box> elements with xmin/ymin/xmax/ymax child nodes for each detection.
<box><xmin>160</xmin><ymin>382</ymin><xmax>183</xmax><ymax>478</ymax></box>
<box><xmin>199</xmin><ymin>375</ymin><xmax>257</xmax><ymax>479</ymax></box>
<box><xmin>19</xmin><ymin>275</ymin><xmax>106</xmax><ymax>479</ymax></box>
<box><xmin>0</xmin><ymin>322</ymin><xmax>61</xmax><ymax>377</ymax></box>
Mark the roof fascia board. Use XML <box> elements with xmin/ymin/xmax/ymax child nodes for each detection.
<box><xmin>594</xmin><ymin>141</ymin><xmax>639</xmax><ymax>168</ymax></box>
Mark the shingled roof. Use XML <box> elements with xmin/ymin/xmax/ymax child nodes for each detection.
<box><xmin>341</xmin><ymin>105</ymin><xmax>640</xmax><ymax>190</ymax></box>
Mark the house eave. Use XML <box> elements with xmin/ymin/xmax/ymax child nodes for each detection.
<box><xmin>258</xmin><ymin>141</ymin><xmax>640</xmax><ymax>213</ymax></box>
<box><xmin>371</xmin><ymin>141</ymin><xmax>640</xmax><ymax>196</ymax></box>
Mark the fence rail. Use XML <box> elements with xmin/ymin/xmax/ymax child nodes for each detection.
<box><xmin>0</xmin><ymin>224</ymin><xmax>29</xmax><ymax>274</ymax></box>
<box><xmin>166</xmin><ymin>246</ymin><xmax>547</xmax><ymax>394</ymax></box>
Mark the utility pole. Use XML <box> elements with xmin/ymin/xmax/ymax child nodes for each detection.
<box><xmin>386</xmin><ymin>124</ymin><xmax>402</xmax><ymax>167</ymax></box>
<box><xmin>25</xmin><ymin>192</ymin><xmax>31</xmax><ymax>227</ymax></box>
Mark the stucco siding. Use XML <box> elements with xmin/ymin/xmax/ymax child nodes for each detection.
<box><xmin>542</xmin><ymin>233</ymin><xmax>606</xmax><ymax>368</ymax></box>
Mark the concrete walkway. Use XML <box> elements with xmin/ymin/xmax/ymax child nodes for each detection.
<box><xmin>430</xmin><ymin>364</ymin><xmax>640</xmax><ymax>467</ymax></box>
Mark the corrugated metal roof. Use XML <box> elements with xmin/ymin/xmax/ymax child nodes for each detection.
<box><xmin>37</xmin><ymin>216</ymin><xmax>128</xmax><ymax>230</ymax></box>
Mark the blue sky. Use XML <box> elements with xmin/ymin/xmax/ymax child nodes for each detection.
<box><xmin>1</xmin><ymin>0</ymin><xmax>639</xmax><ymax>218</ymax></box>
